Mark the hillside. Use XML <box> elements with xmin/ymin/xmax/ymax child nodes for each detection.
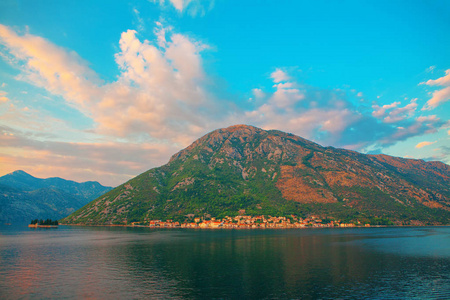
<box><xmin>62</xmin><ymin>125</ymin><xmax>450</xmax><ymax>226</ymax></box>
<box><xmin>0</xmin><ymin>171</ymin><xmax>113</xmax><ymax>224</ymax></box>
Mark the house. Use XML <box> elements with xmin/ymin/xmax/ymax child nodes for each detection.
<box><xmin>210</xmin><ymin>221</ymin><xmax>223</xmax><ymax>228</ymax></box>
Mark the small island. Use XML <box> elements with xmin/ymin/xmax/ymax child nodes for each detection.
<box><xmin>29</xmin><ymin>219</ymin><xmax>59</xmax><ymax>228</ymax></box>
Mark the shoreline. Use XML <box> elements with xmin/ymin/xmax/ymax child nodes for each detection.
<box><xmin>58</xmin><ymin>223</ymin><xmax>449</xmax><ymax>229</ymax></box>
<box><xmin>28</xmin><ymin>224</ymin><xmax>58</xmax><ymax>228</ymax></box>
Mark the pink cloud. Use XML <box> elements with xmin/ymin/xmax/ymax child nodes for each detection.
<box><xmin>372</xmin><ymin>100</ymin><xmax>417</xmax><ymax>123</ymax></box>
<box><xmin>0</xmin><ymin>24</ymin><xmax>218</xmax><ymax>146</ymax></box>
<box><xmin>0</xmin><ymin>127</ymin><xmax>176</xmax><ymax>186</ymax></box>
<box><xmin>415</xmin><ymin>141</ymin><xmax>436</xmax><ymax>149</ymax></box>
<box><xmin>422</xmin><ymin>69</ymin><xmax>450</xmax><ymax>109</ymax></box>
<box><xmin>423</xmin><ymin>86</ymin><xmax>450</xmax><ymax>110</ymax></box>
<box><xmin>0</xmin><ymin>25</ymin><xmax>100</xmax><ymax>111</ymax></box>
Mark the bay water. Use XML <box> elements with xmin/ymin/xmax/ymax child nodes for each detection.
<box><xmin>1</xmin><ymin>226</ymin><xmax>449</xmax><ymax>299</ymax></box>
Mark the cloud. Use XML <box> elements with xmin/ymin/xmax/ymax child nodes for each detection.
<box><xmin>270</xmin><ymin>68</ymin><xmax>290</xmax><ymax>83</ymax></box>
<box><xmin>0</xmin><ymin>24</ymin><xmax>222</xmax><ymax>146</ymax></box>
<box><xmin>0</xmin><ymin>126</ymin><xmax>175</xmax><ymax>186</ymax></box>
<box><xmin>0</xmin><ymin>90</ymin><xmax>9</xmax><ymax>103</ymax></box>
<box><xmin>420</xmin><ymin>146</ymin><xmax>450</xmax><ymax>164</ymax></box>
<box><xmin>246</xmin><ymin>71</ymin><xmax>447</xmax><ymax>152</ymax></box>
<box><xmin>0</xmin><ymin>25</ymin><xmax>102</xmax><ymax>126</ymax></box>
<box><xmin>252</xmin><ymin>88</ymin><xmax>266</xmax><ymax>99</ymax></box>
<box><xmin>153</xmin><ymin>0</ymin><xmax>214</xmax><ymax>16</ymax></box>
<box><xmin>132</xmin><ymin>8</ymin><xmax>145</xmax><ymax>32</ymax></box>
<box><xmin>423</xmin><ymin>69</ymin><xmax>450</xmax><ymax>86</ymax></box>
<box><xmin>415</xmin><ymin>141</ymin><xmax>436</xmax><ymax>148</ymax></box>
<box><xmin>372</xmin><ymin>100</ymin><xmax>418</xmax><ymax>123</ymax></box>
<box><xmin>372</xmin><ymin>101</ymin><xmax>400</xmax><ymax>118</ymax></box>
<box><xmin>379</xmin><ymin>115</ymin><xmax>444</xmax><ymax>145</ymax></box>
<box><xmin>426</xmin><ymin>66</ymin><xmax>436</xmax><ymax>73</ymax></box>
<box><xmin>0</xmin><ymin>23</ymin><xmax>229</xmax><ymax>180</ymax></box>
<box><xmin>421</xmin><ymin>69</ymin><xmax>450</xmax><ymax>109</ymax></box>
<box><xmin>246</xmin><ymin>75</ymin><xmax>365</xmax><ymax>148</ymax></box>
<box><xmin>1</xmin><ymin>24</ymin><xmax>448</xmax><ymax>184</ymax></box>
<box><xmin>0</xmin><ymin>23</ymin><xmax>240</xmax><ymax>183</ymax></box>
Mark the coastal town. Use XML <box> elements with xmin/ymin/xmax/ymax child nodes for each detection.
<box><xmin>130</xmin><ymin>214</ymin><xmax>370</xmax><ymax>229</ymax></box>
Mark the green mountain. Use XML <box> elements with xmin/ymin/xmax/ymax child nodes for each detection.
<box><xmin>62</xmin><ymin>125</ymin><xmax>450</xmax><ymax>226</ymax></box>
<box><xmin>0</xmin><ymin>170</ymin><xmax>113</xmax><ymax>224</ymax></box>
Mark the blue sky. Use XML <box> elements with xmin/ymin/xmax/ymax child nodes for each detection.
<box><xmin>0</xmin><ymin>0</ymin><xmax>449</xmax><ymax>186</ymax></box>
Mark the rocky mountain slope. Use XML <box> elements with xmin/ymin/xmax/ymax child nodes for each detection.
<box><xmin>62</xmin><ymin>125</ymin><xmax>450</xmax><ymax>225</ymax></box>
<box><xmin>0</xmin><ymin>171</ymin><xmax>112</xmax><ymax>224</ymax></box>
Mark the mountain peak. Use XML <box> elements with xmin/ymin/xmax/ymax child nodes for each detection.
<box><xmin>63</xmin><ymin>126</ymin><xmax>450</xmax><ymax>226</ymax></box>
<box><xmin>169</xmin><ymin>124</ymin><xmax>319</xmax><ymax>165</ymax></box>
<box><xmin>10</xmin><ymin>170</ymin><xmax>33</xmax><ymax>177</ymax></box>
<box><xmin>220</xmin><ymin>124</ymin><xmax>262</xmax><ymax>133</ymax></box>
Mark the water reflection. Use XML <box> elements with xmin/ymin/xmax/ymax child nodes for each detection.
<box><xmin>0</xmin><ymin>226</ymin><xmax>449</xmax><ymax>299</ymax></box>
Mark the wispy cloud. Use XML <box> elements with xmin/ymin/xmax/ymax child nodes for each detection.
<box><xmin>152</xmin><ymin>0</ymin><xmax>214</xmax><ymax>17</ymax></box>
<box><xmin>132</xmin><ymin>8</ymin><xmax>146</xmax><ymax>32</ymax></box>
<box><xmin>415</xmin><ymin>141</ymin><xmax>436</xmax><ymax>149</ymax></box>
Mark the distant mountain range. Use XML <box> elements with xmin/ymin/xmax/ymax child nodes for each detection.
<box><xmin>62</xmin><ymin>125</ymin><xmax>450</xmax><ymax>226</ymax></box>
<box><xmin>0</xmin><ymin>170</ymin><xmax>112</xmax><ymax>224</ymax></box>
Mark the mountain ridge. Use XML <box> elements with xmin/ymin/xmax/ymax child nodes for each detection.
<box><xmin>0</xmin><ymin>171</ymin><xmax>113</xmax><ymax>223</ymax></box>
<box><xmin>62</xmin><ymin>125</ymin><xmax>450</xmax><ymax>226</ymax></box>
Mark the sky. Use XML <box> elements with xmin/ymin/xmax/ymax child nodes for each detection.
<box><xmin>0</xmin><ymin>0</ymin><xmax>449</xmax><ymax>186</ymax></box>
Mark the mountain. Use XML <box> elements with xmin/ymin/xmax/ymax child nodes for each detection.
<box><xmin>0</xmin><ymin>171</ymin><xmax>113</xmax><ymax>224</ymax></box>
<box><xmin>62</xmin><ymin>125</ymin><xmax>450</xmax><ymax>226</ymax></box>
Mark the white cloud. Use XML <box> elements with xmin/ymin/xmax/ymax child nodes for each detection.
<box><xmin>270</xmin><ymin>68</ymin><xmax>290</xmax><ymax>83</ymax></box>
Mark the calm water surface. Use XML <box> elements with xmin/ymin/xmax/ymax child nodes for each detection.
<box><xmin>0</xmin><ymin>226</ymin><xmax>449</xmax><ymax>299</ymax></box>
